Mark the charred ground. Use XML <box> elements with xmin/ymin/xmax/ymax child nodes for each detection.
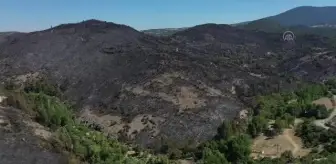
<box><xmin>0</xmin><ymin>19</ymin><xmax>335</xmax><ymax>149</ymax></box>
<box><xmin>0</xmin><ymin>105</ymin><xmax>67</xmax><ymax>164</ymax></box>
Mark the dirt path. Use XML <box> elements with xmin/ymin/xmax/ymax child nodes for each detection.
<box><xmin>314</xmin><ymin>107</ymin><xmax>336</xmax><ymax>129</ymax></box>
<box><xmin>283</xmin><ymin>129</ymin><xmax>299</xmax><ymax>154</ymax></box>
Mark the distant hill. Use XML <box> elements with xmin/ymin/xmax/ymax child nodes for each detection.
<box><xmin>239</xmin><ymin>20</ymin><xmax>336</xmax><ymax>38</ymax></box>
<box><xmin>142</xmin><ymin>27</ymin><xmax>188</xmax><ymax>36</ymax></box>
<box><xmin>266</xmin><ymin>6</ymin><xmax>336</xmax><ymax>27</ymax></box>
<box><xmin>237</xmin><ymin>6</ymin><xmax>336</xmax><ymax>37</ymax></box>
<box><xmin>0</xmin><ymin>32</ymin><xmax>18</xmax><ymax>35</ymax></box>
<box><xmin>145</xmin><ymin>6</ymin><xmax>336</xmax><ymax>37</ymax></box>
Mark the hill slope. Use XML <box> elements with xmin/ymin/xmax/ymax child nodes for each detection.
<box><xmin>239</xmin><ymin>19</ymin><xmax>336</xmax><ymax>37</ymax></box>
<box><xmin>237</xmin><ymin>6</ymin><xmax>336</xmax><ymax>38</ymax></box>
<box><xmin>0</xmin><ymin>20</ymin><xmax>336</xmax><ymax>148</ymax></box>
<box><xmin>0</xmin><ymin>32</ymin><xmax>21</xmax><ymax>44</ymax></box>
<box><xmin>0</xmin><ymin>20</ymin><xmax>248</xmax><ymax>146</ymax></box>
<box><xmin>266</xmin><ymin>6</ymin><xmax>336</xmax><ymax>27</ymax></box>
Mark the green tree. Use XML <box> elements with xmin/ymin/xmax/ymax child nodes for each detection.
<box><xmin>216</xmin><ymin>120</ymin><xmax>236</xmax><ymax>140</ymax></box>
<box><xmin>226</xmin><ymin>135</ymin><xmax>252</xmax><ymax>163</ymax></box>
<box><xmin>248</xmin><ymin>123</ymin><xmax>258</xmax><ymax>137</ymax></box>
<box><xmin>201</xmin><ymin>148</ymin><xmax>229</xmax><ymax>164</ymax></box>
<box><xmin>273</xmin><ymin>118</ymin><xmax>286</xmax><ymax>134</ymax></box>
<box><xmin>281</xmin><ymin>113</ymin><xmax>295</xmax><ymax>127</ymax></box>
<box><xmin>248</xmin><ymin>116</ymin><xmax>268</xmax><ymax>137</ymax></box>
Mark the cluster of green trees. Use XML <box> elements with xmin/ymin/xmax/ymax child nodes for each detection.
<box><xmin>198</xmin><ymin>134</ymin><xmax>252</xmax><ymax>164</ymax></box>
<box><xmin>247</xmin><ymin>83</ymin><xmax>331</xmax><ymax>137</ymax></box>
<box><xmin>194</xmin><ymin>120</ymin><xmax>251</xmax><ymax>163</ymax></box>
<box><xmin>295</xmin><ymin>120</ymin><xmax>336</xmax><ymax>148</ymax></box>
<box><xmin>256</xmin><ymin>84</ymin><xmax>329</xmax><ymax>118</ymax></box>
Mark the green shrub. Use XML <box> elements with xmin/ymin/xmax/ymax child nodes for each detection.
<box><xmin>26</xmin><ymin>93</ymin><xmax>73</xmax><ymax>129</ymax></box>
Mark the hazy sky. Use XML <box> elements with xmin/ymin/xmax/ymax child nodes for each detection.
<box><xmin>1</xmin><ymin>0</ymin><xmax>336</xmax><ymax>32</ymax></box>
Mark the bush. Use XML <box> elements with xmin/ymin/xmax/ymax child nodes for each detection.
<box><xmin>201</xmin><ymin>148</ymin><xmax>229</xmax><ymax>164</ymax></box>
<box><xmin>27</xmin><ymin>93</ymin><xmax>73</xmax><ymax>129</ymax></box>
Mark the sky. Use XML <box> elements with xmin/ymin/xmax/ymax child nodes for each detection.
<box><xmin>1</xmin><ymin>0</ymin><xmax>336</xmax><ymax>32</ymax></box>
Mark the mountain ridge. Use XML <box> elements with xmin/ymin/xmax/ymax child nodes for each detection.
<box><xmin>143</xmin><ymin>6</ymin><xmax>336</xmax><ymax>36</ymax></box>
<box><xmin>266</xmin><ymin>6</ymin><xmax>336</xmax><ymax>26</ymax></box>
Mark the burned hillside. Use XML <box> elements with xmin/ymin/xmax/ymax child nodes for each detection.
<box><xmin>0</xmin><ymin>20</ymin><xmax>335</xmax><ymax>146</ymax></box>
<box><xmin>0</xmin><ymin>105</ymin><xmax>67</xmax><ymax>164</ymax></box>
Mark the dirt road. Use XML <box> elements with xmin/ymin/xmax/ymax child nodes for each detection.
<box><xmin>314</xmin><ymin>107</ymin><xmax>336</xmax><ymax>129</ymax></box>
<box><xmin>283</xmin><ymin>129</ymin><xmax>299</xmax><ymax>154</ymax></box>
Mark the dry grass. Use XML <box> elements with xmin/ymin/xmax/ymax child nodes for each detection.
<box><xmin>313</xmin><ymin>97</ymin><xmax>334</xmax><ymax>109</ymax></box>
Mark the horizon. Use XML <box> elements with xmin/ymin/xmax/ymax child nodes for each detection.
<box><xmin>1</xmin><ymin>0</ymin><xmax>336</xmax><ymax>32</ymax></box>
